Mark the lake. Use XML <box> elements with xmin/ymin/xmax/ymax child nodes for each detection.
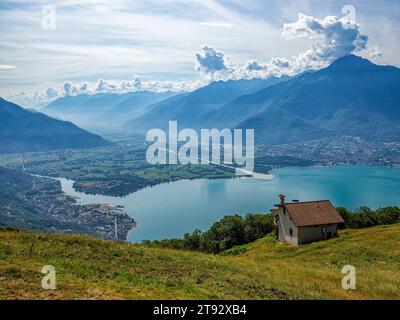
<box><xmin>58</xmin><ymin>165</ymin><xmax>400</xmax><ymax>242</ymax></box>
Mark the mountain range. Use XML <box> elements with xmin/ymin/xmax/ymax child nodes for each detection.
<box><xmin>44</xmin><ymin>90</ymin><xmax>176</xmax><ymax>128</ymax></box>
<box><xmin>0</xmin><ymin>98</ymin><xmax>111</xmax><ymax>154</ymax></box>
<box><xmin>37</xmin><ymin>55</ymin><xmax>400</xmax><ymax>145</ymax></box>
<box><xmin>231</xmin><ymin>55</ymin><xmax>400</xmax><ymax>143</ymax></box>
<box><xmin>125</xmin><ymin>55</ymin><xmax>400</xmax><ymax>144</ymax></box>
<box><xmin>125</xmin><ymin>77</ymin><xmax>287</xmax><ymax>131</ymax></box>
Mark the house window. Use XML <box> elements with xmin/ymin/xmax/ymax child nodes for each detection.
<box><xmin>290</xmin><ymin>228</ymin><xmax>293</xmax><ymax>237</ymax></box>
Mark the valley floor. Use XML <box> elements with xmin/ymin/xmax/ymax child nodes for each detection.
<box><xmin>0</xmin><ymin>224</ymin><xmax>399</xmax><ymax>300</ymax></box>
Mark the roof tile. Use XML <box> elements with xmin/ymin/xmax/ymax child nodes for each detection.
<box><xmin>283</xmin><ymin>200</ymin><xmax>344</xmax><ymax>227</ymax></box>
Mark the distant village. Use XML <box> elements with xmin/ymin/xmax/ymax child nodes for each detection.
<box><xmin>22</xmin><ymin>175</ymin><xmax>135</xmax><ymax>241</ymax></box>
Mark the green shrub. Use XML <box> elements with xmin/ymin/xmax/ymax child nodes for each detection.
<box><xmin>220</xmin><ymin>243</ymin><xmax>251</xmax><ymax>256</ymax></box>
<box><xmin>337</xmin><ymin>206</ymin><xmax>400</xmax><ymax>229</ymax></box>
<box><xmin>145</xmin><ymin>213</ymin><xmax>274</xmax><ymax>254</ymax></box>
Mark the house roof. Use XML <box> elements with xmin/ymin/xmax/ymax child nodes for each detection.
<box><xmin>277</xmin><ymin>200</ymin><xmax>344</xmax><ymax>227</ymax></box>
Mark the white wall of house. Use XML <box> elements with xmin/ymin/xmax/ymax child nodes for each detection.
<box><xmin>277</xmin><ymin>206</ymin><xmax>340</xmax><ymax>245</ymax></box>
<box><xmin>278</xmin><ymin>207</ymin><xmax>299</xmax><ymax>245</ymax></box>
<box><xmin>298</xmin><ymin>224</ymin><xmax>338</xmax><ymax>245</ymax></box>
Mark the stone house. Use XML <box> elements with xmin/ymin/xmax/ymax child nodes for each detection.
<box><xmin>271</xmin><ymin>195</ymin><xmax>344</xmax><ymax>246</ymax></box>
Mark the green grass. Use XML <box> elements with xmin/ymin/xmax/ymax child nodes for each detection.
<box><xmin>1</xmin><ymin>224</ymin><xmax>399</xmax><ymax>300</ymax></box>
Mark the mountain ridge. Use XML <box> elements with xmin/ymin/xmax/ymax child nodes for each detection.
<box><xmin>0</xmin><ymin>98</ymin><xmax>112</xmax><ymax>154</ymax></box>
<box><xmin>38</xmin><ymin>55</ymin><xmax>400</xmax><ymax>145</ymax></box>
<box><xmin>125</xmin><ymin>77</ymin><xmax>288</xmax><ymax>131</ymax></box>
<box><xmin>232</xmin><ymin>54</ymin><xmax>400</xmax><ymax>143</ymax></box>
<box><xmin>130</xmin><ymin>54</ymin><xmax>399</xmax><ymax>144</ymax></box>
<box><xmin>124</xmin><ymin>55</ymin><xmax>400</xmax><ymax>144</ymax></box>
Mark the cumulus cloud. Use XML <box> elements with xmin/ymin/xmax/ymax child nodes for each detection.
<box><xmin>195</xmin><ymin>45</ymin><xmax>229</xmax><ymax>78</ymax></box>
<box><xmin>8</xmin><ymin>81</ymin><xmax>92</xmax><ymax>108</ymax></box>
<box><xmin>62</xmin><ymin>82</ymin><xmax>73</xmax><ymax>96</ymax></box>
<box><xmin>244</xmin><ymin>60</ymin><xmax>267</xmax><ymax>71</ymax></box>
<box><xmin>95</xmin><ymin>78</ymin><xmax>117</xmax><ymax>93</ymax></box>
<box><xmin>142</xmin><ymin>79</ymin><xmax>203</xmax><ymax>92</ymax></box>
<box><xmin>79</xmin><ymin>82</ymin><xmax>88</xmax><ymax>93</ymax></box>
<box><xmin>282</xmin><ymin>13</ymin><xmax>368</xmax><ymax>67</ymax></box>
<box><xmin>195</xmin><ymin>13</ymin><xmax>370</xmax><ymax>81</ymax></box>
<box><xmin>46</xmin><ymin>87</ymin><xmax>58</xmax><ymax>99</ymax></box>
<box><xmin>195</xmin><ymin>46</ymin><xmax>270</xmax><ymax>80</ymax></box>
<box><xmin>93</xmin><ymin>76</ymin><xmax>147</xmax><ymax>93</ymax></box>
<box><xmin>270</xmin><ymin>57</ymin><xmax>291</xmax><ymax>69</ymax></box>
<box><xmin>7</xmin><ymin>77</ymin><xmax>204</xmax><ymax>109</ymax></box>
<box><xmin>62</xmin><ymin>81</ymin><xmax>91</xmax><ymax>96</ymax></box>
<box><xmin>8</xmin><ymin>87</ymin><xmax>60</xmax><ymax>109</ymax></box>
<box><xmin>133</xmin><ymin>75</ymin><xmax>142</xmax><ymax>90</ymax></box>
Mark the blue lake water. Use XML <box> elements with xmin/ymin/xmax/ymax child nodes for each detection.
<box><xmin>58</xmin><ymin>165</ymin><xmax>400</xmax><ymax>242</ymax></box>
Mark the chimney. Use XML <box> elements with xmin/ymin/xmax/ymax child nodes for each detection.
<box><xmin>279</xmin><ymin>194</ymin><xmax>286</xmax><ymax>205</ymax></box>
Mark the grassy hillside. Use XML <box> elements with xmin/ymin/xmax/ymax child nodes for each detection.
<box><xmin>1</xmin><ymin>224</ymin><xmax>399</xmax><ymax>300</ymax></box>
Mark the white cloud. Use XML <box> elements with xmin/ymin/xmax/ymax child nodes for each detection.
<box><xmin>46</xmin><ymin>87</ymin><xmax>58</xmax><ymax>99</ymax></box>
<box><xmin>193</xmin><ymin>13</ymin><xmax>371</xmax><ymax>80</ymax></box>
<box><xmin>79</xmin><ymin>82</ymin><xmax>88</xmax><ymax>93</ymax></box>
<box><xmin>8</xmin><ymin>87</ymin><xmax>59</xmax><ymax>109</ymax></box>
<box><xmin>133</xmin><ymin>75</ymin><xmax>142</xmax><ymax>91</ymax></box>
<box><xmin>244</xmin><ymin>60</ymin><xmax>267</xmax><ymax>71</ymax></box>
<box><xmin>62</xmin><ymin>82</ymin><xmax>73</xmax><ymax>96</ymax></box>
<box><xmin>270</xmin><ymin>57</ymin><xmax>291</xmax><ymax>69</ymax></box>
<box><xmin>282</xmin><ymin>13</ymin><xmax>368</xmax><ymax>67</ymax></box>
<box><xmin>195</xmin><ymin>45</ymin><xmax>229</xmax><ymax>78</ymax></box>
<box><xmin>95</xmin><ymin>78</ymin><xmax>117</xmax><ymax>93</ymax></box>
<box><xmin>0</xmin><ymin>64</ymin><xmax>16</xmax><ymax>71</ymax></box>
<box><xmin>6</xmin><ymin>77</ymin><xmax>204</xmax><ymax>109</ymax></box>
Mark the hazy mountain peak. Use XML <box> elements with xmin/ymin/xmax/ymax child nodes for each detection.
<box><xmin>327</xmin><ymin>54</ymin><xmax>378</xmax><ymax>71</ymax></box>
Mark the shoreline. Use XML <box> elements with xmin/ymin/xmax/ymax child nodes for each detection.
<box><xmin>39</xmin><ymin>165</ymin><xmax>400</xmax><ymax>243</ymax></box>
<box><xmin>39</xmin><ymin>162</ymin><xmax>400</xmax><ymax>199</ymax></box>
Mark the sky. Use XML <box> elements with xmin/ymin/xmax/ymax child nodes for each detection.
<box><xmin>0</xmin><ymin>0</ymin><xmax>399</xmax><ymax>108</ymax></box>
